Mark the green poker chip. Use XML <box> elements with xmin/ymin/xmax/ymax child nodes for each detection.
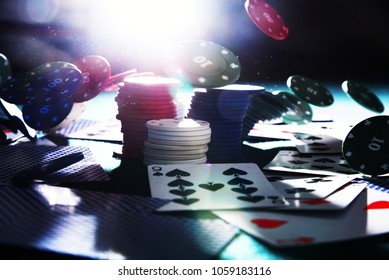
<box><xmin>163</xmin><ymin>40</ymin><xmax>241</xmax><ymax>88</ymax></box>
<box><xmin>341</xmin><ymin>80</ymin><xmax>384</xmax><ymax>113</ymax></box>
<box><xmin>273</xmin><ymin>90</ymin><xmax>313</xmax><ymax>125</ymax></box>
<box><xmin>286</xmin><ymin>75</ymin><xmax>334</xmax><ymax>107</ymax></box>
<box><xmin>0</xmin><ymin>53</ymin><xmax>12</xmax><ymax>87</ymax></box>
<box><xmin>342</xmin><ymin>115</ymin><xmax>389</xmax><ymax>176</ymax></box>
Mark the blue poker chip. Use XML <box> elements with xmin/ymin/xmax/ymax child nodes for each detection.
<box><xmin>0</xmin><ymin>72</ymin><xmax>34</xmax><ymax>105</ymax></box>
<box><xmin>22</xmin><ymin>97</ymin><xmax>74</xmax><ymax>130</ymax></box>
<box><xmin>26</xmin><ymin>66</ymin><xmax>82</xmax><ymax>105</ymax></box>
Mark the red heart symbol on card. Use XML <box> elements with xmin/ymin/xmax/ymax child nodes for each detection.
<box><xmin>302</xmin><ymin>199</ymin><xmax>330</xmax><ymax>205</ymax></box>
<box><xmin>365</xmin><ymin>201</ymin><xmax>389</xmax><ymax>210</ymax></box>
<box><xmin>251</xmin><ymin>218</ymin><xmax>288</xmax><ymax>229</ymax></box>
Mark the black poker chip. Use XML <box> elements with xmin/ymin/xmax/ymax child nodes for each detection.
<box><xmin>341</xmin><ymin>80</ymin><xmax>385</xmax><ymax>113</ymax></box>
<box><xmin>0</xmin><ymin>72</ymin><xmax>34</xmax><ymax>105</ymax></box>
<box><xmin>287</xmin><ymin>75</ymin><xmax>334</xmax><ymax>107</ymax></box>
<box><xmin>342</xmin><ymin>115</ymin><xmax>389</xmax><ymax>176</ymax></box>
<box><xmin>163</xmin><ymin>40</ymin><xmax>241</xmax><ymax>88</ymax></box>
<box><xmin>0</xmin><ymin>53</ymin><xmax>12</xmax><ymax>87</ymax></box>
<box><xmin>273</xmin><ymin>90</ymin><xmax>313</xmax><ymax>125</ymax></box>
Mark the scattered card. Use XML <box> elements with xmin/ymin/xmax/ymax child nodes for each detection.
<box><xmin>263</xmin><ymin>150</ymin><xmax>359</xmax><ymax>176</ymax></box>
<box><xmin>148</xmin><ymin>163</ymin><xmax>288</xmax><ymax>211</ymax></box>
<box><xmin>274</xmin><ymin>180</ymin><xmax>367</xmax><ymax>211</ymax></box>
<box><xmin>293</xmin><ymin>133</ymin><xmax>343</xmax><ymax>154</ymax></box>
<box><xmin>270</xmin><ymin>175</ymin><xmax>358</xmax><ymax>199</ymax></box>
<box><xmin>214</xmin><ymin>179</ymin><xmax>389</xmax><ymax>247</ymax></box>
<box><xmin>0</xmin><ymin>145</ymin><xmax>110</xmax><ymax>185</ymax></box>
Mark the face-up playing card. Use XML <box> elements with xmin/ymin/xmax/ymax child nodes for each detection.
<box><xmin>293</xmin><ymin>132</ymin><xmax>343</xmax><ymax>154</ymax></box>
<box><xmin>147</xmin><ymin>163</ymin><xmax>288</xmax><ymax>211</ymax></box>
<box><xmin>270</xmin><ymin>175</ymin><xmax>358</xmax><ymax>199</ymax></box>
<box><xmin>214</xmin><ymin>178</ymin><xmax>389</xmax><ymax>247</ymax></box>
<box><xmin>249</xmin><ymin>122</ymin><xmax>354</xmax><ymax>142</ymax></box>
<box><xmin>263</xmin><ymin>150</ymin><xmax>359</xmax><ymax>176</ymax></box>
<box><xmin>274</xmin><ymin>180</ymin><xmax>367</xmax><ymax>211</ymax></box>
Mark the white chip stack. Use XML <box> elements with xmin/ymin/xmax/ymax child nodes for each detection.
<box><xmin>143</xmin><ymin>118</ymin><xmax>211</xmax><ymax>165</ymax></box>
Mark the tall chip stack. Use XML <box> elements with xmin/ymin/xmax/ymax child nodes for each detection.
<box><xmin>115</xmin><ymin>76</ymin><xmax>181</xmax><ymax>160</ymax></box>
<box><xmin>187</xmin><ymin>84</ymin><xmax>264</xmax><ymax>162</ymax></box>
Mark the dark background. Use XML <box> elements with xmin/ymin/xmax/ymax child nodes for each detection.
<box><xmin>0</xmin><ymin>0</ymin><xmax>388</xmax><ymax>84</ymax></box>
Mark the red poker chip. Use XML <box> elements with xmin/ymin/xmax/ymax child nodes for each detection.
<box><xmin>245</xmin><ymin>0</ymin><xmax>289</xmax><ymax>40</ymax></box>
<box><xmin>116</xmin><ymin>95</ymin><xmax>174</xmax><ymax>103</ymax></box>
<box><xmin>122</xmin><ymin>76</ymin><xmax>182</xmax><ymax>88</ymax></box>
<box><xmin>73</xmin><ymin>55</ymin><xmax>112</xmax><ymax>102</ymax></box>
<box><xmin>104</xmin><ymin>69</ymin><xmax>137</xmax><ymax>88</ymax></box>
<box><xmin>117</xmin><ymin>112</ymin><xmax>176</xmax><ymax>121</ymax></box>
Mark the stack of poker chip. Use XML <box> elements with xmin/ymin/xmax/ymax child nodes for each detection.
<box><xmin>242</xmin><ymin>90</ymin><xmax>293</xmax><ymax>138</ymax></box>
<box><xmin>187</xmin><ymin>84</ymin><xmax>264</xmax><ymax>162</ymax></box>
<box><xmin>115</xmin><ymin>76</ymin><xmax>181</xmax><ymax>160</ymax></box>
<box><xmin>143</xmin><ymin>118</ymin><xmax>211</xmax><ymax>165</ymax></box>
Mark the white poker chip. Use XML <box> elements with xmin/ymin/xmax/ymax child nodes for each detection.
<box><xmin>143</xmin><ymin>156</ymin><xmax>207</xmax><ymax>165</ymax></box>
<box><xmin>144</xmin><ymin>140</ymin><xmax>208</xmax><ymax>151</ymax></box>
<box><xmin>143</xmin><ymin>150</ymin><xmax>207</xmax><ymax>160</ymax></box>
<box><xmin>147</xmin><ymin>131</ymin><xmax>211</xmax><ymax>141</ymax></box>
<box><xmin>146</xmin><ymin>118</ymin><xmax>210</xmax><ymax>132</ymax></box>
<box><xmin>147</xmin><ymin>127</ymin><xmax>211</xmax><ymax>137</ymax></box>
<box><xmin>147</xmin><ymin>136</ymin><xmax>211</xmax><ymax>146</ymax></box>
<box><xmin>144</xmin><ymin>146</ymin><xmax>209</xmax><ymax>155</ymax></box>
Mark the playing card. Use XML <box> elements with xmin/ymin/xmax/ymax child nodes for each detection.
<box><xmin>57</xmin><ymin>117</ymin><xmax>123</xmax><ymax>142</ymax></box>
<box><xmin>263</xmin><ymin>150</ymin><xmax>359</xmax><ymax>176</ymax></box>
<box><xmin>274</xmin><ymin>180</ymin><xmax>367</xmax><ymax>211</ymax></box>
<box><xmin>249</xmin><ymin>122</ymin><xmax>354</xmax><ymax>142</ymax></box>
<box><xmin>0</xmin><ymin>145</ymin><xmax>110</xmax><ymax>185</ymax></box>
<box><xmin>270</xmin><ymin>175</ymin><xmax>358</xmax><ymax>199</ymax></box>
<box><xmin>147</xmin><ymin>163</ymin><xmax>288</xmax><ymax>211</ymax></box>
<box><xmin>214</xmin><ymin>179</ymin><xmax>389</xmax><ymax>247</ymax></box>
<box><xmin>293</xmin><ymin>132</ymin><xmax>343</xmax><ymax>154</ymax></box>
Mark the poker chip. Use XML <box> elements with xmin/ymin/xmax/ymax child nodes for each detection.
<box><xmin>143</xmin><ymin>156</ymin><xmax>207</xmax><ymax>166</ymax></box>
<box><xmin>46</xmin><ymin>102</ymin><xmax>87</xmax><ymax>132</ymax></box>
<box><xmin>272</xmin><ymin>90</ymin><xmax>313</xmax><ymax>125</ymax></box>
<box><xmin>144</xmin><ymin>140</ymin><xmax>208</xmax><ymax>152</ymax></box>
<box><xmin>163</xmin><ymin>40</ymin><xmax>241</xmax><ymax>88</ymax></box>
<box><xmin>26</xmin><ymin>65</ymin><xmax>83</xmax><ymax>105</ymax></box>
<box><xmin>0</xmin><ymin>61</ymin><xmax>82</xmax><ymax>106</ymax></box>
<box><xmin>342</xmin><ymin>115</ymin><xmax>389</xmax><ymax>176</ymax></box>
<box><xmin>146</xmin><ymin>118</ymin><xmax>210</xmax><ymax>132</ymax></box>
<box><xmin>22</xmin><ymin>97</ymin><xmax>74</xmax><ymax>130</ymax></box>
<box><xmin>0</xmin><ymin>53</ymin><xmax>12</xmax><ymax>86</ymax></box>
<box><xmin>115</xmin><ymin>77</ymin><xmax>182</xmax><ymax>160</ymax></box>
<box><xmin>0</xmin><ymin>72</ymin><xmax>34</xmax><ymax>105</ymax></box>
<box><xmin>242</xmin><ymin>90</ymin><xmax>292</xmax><ymax>138</ymax></box>
<box><xmin>341</xmin><ymin>80</ymin><xmax>385</xmax><ymax>113</ymax></box>
<box><xmin>143</xmin><ymin>118</ymin><xmax>212</xmax><ymax>165</ymax></box>
<box><xmin>103</xmin><ymin>69</ymin><xmax>138</xmax><ymax>89</ymax></box>
<box><xmin>73</xmin><ymin>55</ymin><xmax>112</xmax><ymax>102</ymax></box>
<box><xmin>286</xmin><ymin>75</ymin><xmax>334</xmax><ymax>107</ymax></box>
<box><xmin>186</xmin><ymin>84</ymin><xmax>262</xmax><ymax>161</ymax></box>
<box><xmin>244</xmin><ymin>0</ymin><xmax>289</xmax><ymax>40</ymax></box>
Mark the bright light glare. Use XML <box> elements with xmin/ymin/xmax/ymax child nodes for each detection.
<box><xmin>88</xmin><ymin>0</ymin><xmax>212</xmax><ymax>46</ymax></box>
